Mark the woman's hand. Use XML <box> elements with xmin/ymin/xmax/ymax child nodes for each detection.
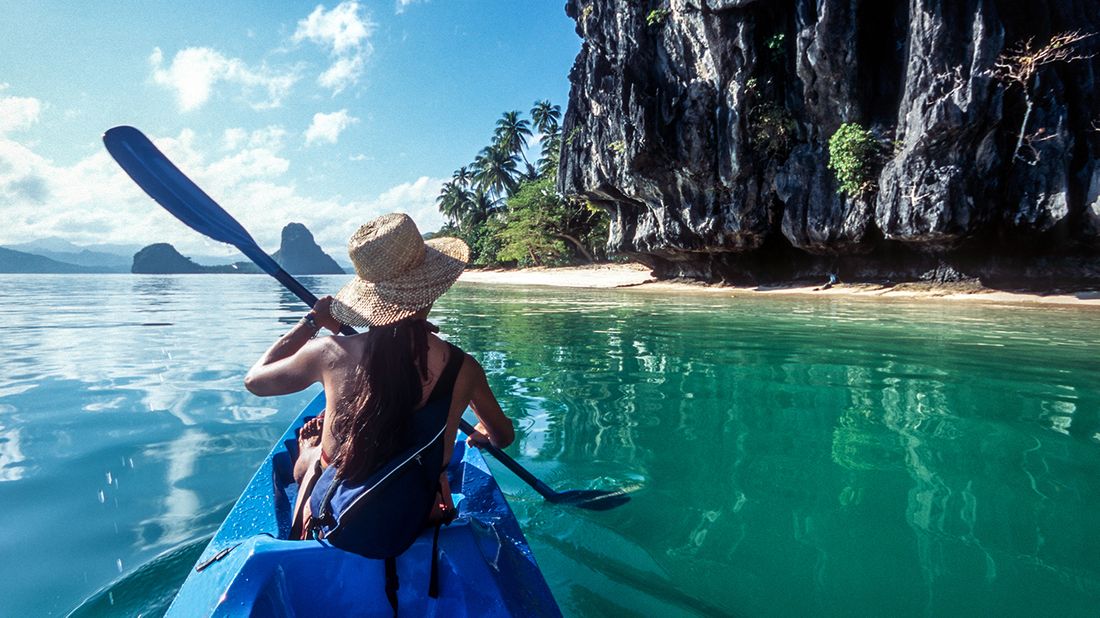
<box><xmin>310</xmin><ymin>296</ymin><xmax>343</xmax><ymax>334</ymax></box>
<box><xmin>465</xmin><ymin>422</ymin><xmax>493</xmax><ymax>448</ymax></box>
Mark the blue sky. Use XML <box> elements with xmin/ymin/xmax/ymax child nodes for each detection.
<box><xmin>0</xmin><ymin>1</ymin><xmax>580</xmax><ymax>257</ymax></box>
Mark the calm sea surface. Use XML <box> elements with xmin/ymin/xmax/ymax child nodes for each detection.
<box><xmin>1</xmin><ymin>274</ymin><xmax>1098</xmax><ymax>616</ymax></box>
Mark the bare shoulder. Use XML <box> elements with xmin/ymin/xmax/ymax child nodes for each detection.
<box><xmin>457</xmin><ymin>348</ymin><xmax>484</xmax><ymax>381</ymax></box>
<box><xmin>314</xmin><ymin>333</ymin><xmax>362</xmax><ymax>364</ymax></box>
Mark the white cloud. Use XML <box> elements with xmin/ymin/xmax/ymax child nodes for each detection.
<box><xmin>0</xmin><ymin>136</ymin><xmax>175</xmax><ymax>248</ymax></box>
<box><xmin>293</xmin><ymin>2</ymin><xmax>374</xmax><ymax>94</ymax></box>
<box><xmin>0</xmin><ymin>129</ymin><xmax>448</xmax><ymax>259</ymax></box>
<box><xmin>317</xmin><ymin>55</ymin><xmax>364</xmax><ymax>94</ymax></box>
<box><xmin>362</xmin><ymin>176</ymin><xmax>446</xmax><ymax>233</ymax></box>
<box><xmin>0</xmin><ymin>93</ymin><xmax>42</xmax><ymax>134</ymax></box>
<box><xmin>149</xmin><ymin>47</ymin><xmax>298</xmax><ymax>111</ymax></box>
<box><xmin>222</xmin><ymin>128</ymin><xmax>248</xmax><ymax>150</ymax></box>
<box><xmin>293</xmin><ymin>2</ymin><xmax>372</xmax><ymax>54</ymax></box>
<box><xmin>395</xmin><ymin>0</ymin><xmax>429</xmax><ymax>14</ymax></box>
<box><xmin>222</xmin><ymin>125</ymin><xmax>287</xmax><ymax>151</ymax></box>
<box><xmin>305</xmin><ymin>110</ymin><xmax>358</xmax><ymax>145</ymax></box>
<box><xmin>205</xmin><ymin>148</ymin><xmax>290</xmax><ymax>187</ymax></box>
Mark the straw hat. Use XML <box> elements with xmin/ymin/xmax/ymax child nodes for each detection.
<box><xmin>330</xmin><ymin>213</ymin><xmax>469</xmax><ymax>327</ymax></box>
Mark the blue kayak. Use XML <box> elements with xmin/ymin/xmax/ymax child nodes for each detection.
<box><xmin>168</xmin><ymin>392</ymin><xmax>561</xmax><ymax>617</ymax></box>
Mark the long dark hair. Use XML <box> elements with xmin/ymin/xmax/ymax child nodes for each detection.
<box><xmin>332</xmin><ymin>317</ymin><xmax>435</xmax><ymax>483</ymax></box>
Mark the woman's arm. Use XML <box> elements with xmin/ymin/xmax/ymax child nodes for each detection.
<box><xmin>462</xmin><ymin>356</ymin><xmax>515</xmax><ymax>449</ymax></box>
<box><xmin>244</xmin><ymin>297</ymin><xmax>343</xmax><ymax>397</ymax></box>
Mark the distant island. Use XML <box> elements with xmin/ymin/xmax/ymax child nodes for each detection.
<box><xmin>270</xmin><ymin>223</ymin><xmax>345</xmax><ymax>275</ymax></box>
<box><xmin>0</xmin><ymin>246</ymin><xmax>100</xmax><ymax>274</ymax></box>
<box><xmin>130</xmin><ymin>243</ymin><xmax>254</xmax><ymax>274</ymax></box>
<box><xmin>131</xmin><ymin>223</ymin><xmax>344</xmax><ymax>275</ymax></box>
<box><xmin>0</xmin><ymin>223</ymin><xmax>346</xmax><ymax>275</ymax></box>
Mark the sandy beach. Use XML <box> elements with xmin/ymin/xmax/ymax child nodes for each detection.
<box><xmin>460</xmin><ymin>263</ymin><xmax>656</xmax><ymax>288</ymax></box>
<box><xmin>459</xmin><ymin>263</ymin><xmax>1100</xmax><ymax>307</ymax></box>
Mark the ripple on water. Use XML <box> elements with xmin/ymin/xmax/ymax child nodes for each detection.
<box><xmin>1</xmin><ymin>276</ymin><xmax>1098</xmax><ymax>616</ymax></box>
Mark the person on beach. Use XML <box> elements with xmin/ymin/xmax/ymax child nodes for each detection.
<box><xmin>243</xmin><ymin>212</ymin><xmax>515</xmax><ymax>539</ymax></box>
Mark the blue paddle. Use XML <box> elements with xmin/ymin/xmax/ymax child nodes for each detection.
<box><xmin>103</xmin><ymin>125</ymin><xmax>628</xmax><ymax>511</ymax></box>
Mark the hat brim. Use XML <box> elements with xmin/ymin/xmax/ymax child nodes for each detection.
<box><xmin>330</xmin><ymin>236</ymin><xmax>469</xmax><ymax>327</ymax></box>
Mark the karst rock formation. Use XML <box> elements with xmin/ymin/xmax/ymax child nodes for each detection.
<box><xmin>559</xmin><ymin>0</ymin><xmax>1100</xmax><ymax>285</ymax></box>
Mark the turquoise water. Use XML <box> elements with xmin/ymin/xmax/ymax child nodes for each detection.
<box><xmin>1</xmin><ymin>275</ymin><xmax>1098</xmax><ymax>616</ymax></box>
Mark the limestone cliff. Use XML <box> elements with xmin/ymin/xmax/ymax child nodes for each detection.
<box><xmin>272</xmin><ymin>223</ymin><xmax>345</xmax><ymax>275</ymax></box>
<box><xmin>559</xmin><ymin>0</ymin><xmax>1100</xmax><ymax>286</ymax></box>
<box><xmin>131</xmin><ymin>243</ymin><xmax>240</xmax><ymax>274</ymax></box>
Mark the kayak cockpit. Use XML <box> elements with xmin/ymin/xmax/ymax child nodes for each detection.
<box><xmin>168</xmin><ymin>392</ymin><xmax>559</xmax><ymax>617</ymax></box>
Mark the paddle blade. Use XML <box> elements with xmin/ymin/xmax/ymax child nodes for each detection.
<box><xmin>548</xmin><ymin>489</ymin><xmax>631</xmax><ymax>511</ymax></box>
<box><xmin>102</xmin><ymin>125</ymin><xmax>281</xmax><ymax>277</ymax></box>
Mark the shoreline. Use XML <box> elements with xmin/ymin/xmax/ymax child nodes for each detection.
<box><xmin>459</xmin><ymin>264</ymin><xmax>1100</xmax><ymax>308</ymax></box>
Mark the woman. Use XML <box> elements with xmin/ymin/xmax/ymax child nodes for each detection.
<box><xmin>243</xmin><ymin>212</ymin><xmax>514</xmax><ymax>540</ymax></box>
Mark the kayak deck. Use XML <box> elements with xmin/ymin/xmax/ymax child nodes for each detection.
<box><xmin>168</xmin><ymin>392</ymin><xmax>560</xmax><ymax>617</ymax></box>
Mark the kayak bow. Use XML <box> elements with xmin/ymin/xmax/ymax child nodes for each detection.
<box><xmin>168</xmin><ymin>392</ymin><xmax>560</xmax><ymax>617</ymax></box>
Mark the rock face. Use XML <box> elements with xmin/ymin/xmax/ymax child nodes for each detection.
<box><xmin>131</xmin><ymin>243</ymin><xmax>236</xmax><ymax>274</ymax></box>
<box><xmin>272</xmin><ymin>223</ymin><xmax>345</xmax><ymax>275</ymax></box>
<box><xmin>559</xmin><ymin>0</ymin><xmax>1100</xmax><ymax>286</ymax></box>
<box><xmin>132</xmin><ymin>224</ymin><xmax>342</xmax><ymax>275</ymax></box>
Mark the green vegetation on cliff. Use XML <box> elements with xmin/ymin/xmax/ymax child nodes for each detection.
<box><xmin>827</xmin><ymin>123</ymin><xmax>884</xmax><ymax>198</ymax></box>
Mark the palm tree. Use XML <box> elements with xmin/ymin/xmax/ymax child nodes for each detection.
<box><xmin>436</xmin><ymin>181</ymin><xmax>469</xmax><ymax>225</ymax></box>
<box><xmin>451</xmin><ymin>165</ymin><xmax>473</xmax><ymax>188</ymax></box>
<box><xmin>530</xmin><ymin>100</ymin><xmax>561</xmax><ymax>135</ymax></box>
<box><xmin>493</xmin><ymin>110</ymin><xmax>533</xmax><ymax>167</ymax></box>
<box><xmin>537</xmin><ymin>127</ymin><xmax>562</xmax><ymax>177</ymax></box>
<box><xmin>472</xmin><ymin>144</ymin><xmax>520</xmax><ymax>198</ymax></box>
<box><xmin>468</xmin><ymin>189</ymin><xmax>500</xmax><ymax>223</ymax></box>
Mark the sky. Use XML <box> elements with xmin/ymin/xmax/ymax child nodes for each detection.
<box><xmin>0</xmin><ymin>1</ymin><xmax>581</xmax><ymax>258</ymax></box>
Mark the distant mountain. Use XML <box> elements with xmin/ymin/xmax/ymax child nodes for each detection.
<box><xmin>271</xmin><ymin>223</ymin><xmax>345</xmax><ymax>275</ymax></box>
<box><xmin>4</xmin><ymin>239</ymin><xmax>247</xmax><ymax>269</ymax></box>
<box><xmin>6</xmin><ymin>248</ymin><xmax>130</xmax><ymax>272</ymax></box>
<box><xmin>0</xmin><ymin>247</ymin><xmax>97</xmax><ymax>273</ymax></box>
<box><xmin>5</xmin><ymin>237</ymin><xmax>92</xmax><ymax>254</ymax></box>
<box><xmin>9</xmin><ymin>222</ymin><xmax>344</xmax><ymax>275</ymax></box>
<box><xmin>131</xmin><ymin>243</ymin><xmax>243</xmax><ymax>274</ymax></box>
<box><xmin>5</xmin><ymin>238</ymin><xmax>144</xmax><ymax>256</ymax></box>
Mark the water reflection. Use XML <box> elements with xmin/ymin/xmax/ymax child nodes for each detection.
<box><xmin>0</xmin><ymin>274</ymin><xmax>335</xmax><ymax>616</ymax></box>
<box><xmin>3</xmin><ymin>275</ymin><xmax>1100</xmax><ymax>616</ymax></box>
<box><xmin>0</xmin><ymin>414</ymin><xmax>26</xmax><ymax>482</ymax></box>
<box><xmin>131</xmin><ymin>275</ymin><xmax>182</xmax><ymax>307</ymax></box>
<box><xmin>138</xmin><ymin>428</ymin><xmax>206</xmax><ymax>550</ymax></box>
<box><xmin>443</xmin><ymin>284</ymin><xmax>1100</xmax><ymax>616</ymax></box>
<box><xmin>278</xmin><ymin>275</ymin><xmax>332</xmax><ymax>312</ymax></box>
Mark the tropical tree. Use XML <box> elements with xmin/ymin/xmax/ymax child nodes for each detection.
<box><xmin>496</xmin><ymin>180</ymin><xmax>569</xmax><ymax>266</ymax></box>
<box><xmin>451</xmin><ymin>165</ymin><xmax>473</xmax><ymax>188</ymax></box>
<box><xmin>493</xmin><ymin>110</ymin><xmax>533</xmax><ymax>167</ymax></box>
<box><xmin>537</xmin><ymin>127</ymin><xmax>562</xmax><ymax>177</ymax></box>
<box><xmin>472</xmin><ymin>144</ymin><xmax>520</xmax><ymax>198</ymax></box>
<box><xmin>530</xmin><ymin>100</ymin><xmax>561</xmax><ymax>134</ymax></box>
<box><xmin>436</xmin><ymin>181</ymin><xmax>470</xmax><ymax>225</ymax></box>
<box><xmin>468</xmin><ymin>189</ymin><xmax>500</xmax><ymax>222</ymax></box>
<box><xmin>435</xmin><ymin>100</ymin><xmax>610</xmax><ymax>267</ymax></box>
<box><xmin>522</xmin><ymin>162</ymin><xmax>540</xmax><ymax>183</ymax></box>
<box><xmin>496</xmin><ymin>176</ymin><xmax>603</xmax><ymax>265</ymax></box>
